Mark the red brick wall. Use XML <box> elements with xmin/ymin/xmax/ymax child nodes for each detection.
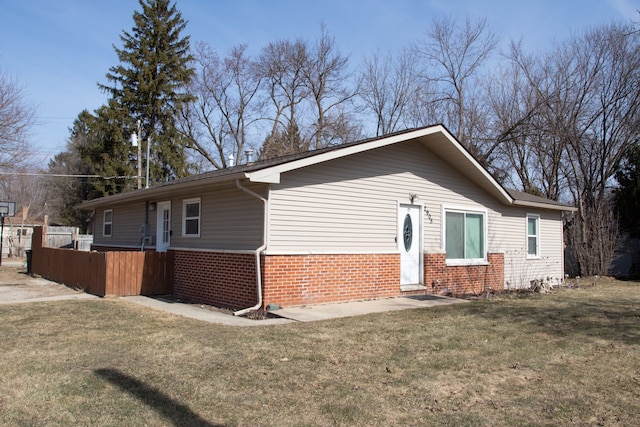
<box><xmin>157</xmin><ymin>249</ymin><xmax>505</xmax><ymax>310</ymax></box>
<box><xmin>424</xmin><ymin>252</ymin><xmax>504</xmax><ymax>296</ymax></box>
<box><xmin>173</xmin><ymin>250</ymin><xmax>257</xmax><ymax>309</ymax></box>
<box><xmin>262</xmin><ymin>253</ymin><xmax>400</xmax><ymax>307</ymax></box>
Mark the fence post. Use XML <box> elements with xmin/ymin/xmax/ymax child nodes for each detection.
<box><xmin>30</xmin><ymin>226</ymin><xmax>43</xmax><ymax>275</ymax></box>
<box><xmin>43</xmin><ymin>216</ymin><xmax>48</xmax><ymax>248</ymax></box>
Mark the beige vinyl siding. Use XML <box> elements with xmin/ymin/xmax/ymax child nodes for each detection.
<box><xmin>494</xmin><ymin>207</ymin><xmax>565</xmax><ymax>288</ymax></box>
<box><xmin>92</xmin><ymin>202</ymin><xmax>146</xmax><ymax>248</ymax></box>
<box><xmin>165</xmin><ymin>183</ymin><xmax>265</xmax><ymax>251</ymax></box>
<box><xmin>92</xmin><ymin>183</ymin><xmax>265</xmax><ymax>251</ymax></box>
<box><xmin>269</xmin><ymin>141</ymin><xmax>502</xmax><ymax>253</ymax></box>
<box><xmin>268</xmin><ymin>140</ymin><xmax>566</xmax><ymax>287</ymax></box>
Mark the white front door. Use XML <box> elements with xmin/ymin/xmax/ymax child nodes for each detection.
<box><xmin>399</xmin><ymin>204</ymin><xmax>421</xmax><ymax>285</ymax></box>
<box><xmin>156</xmin><ymin>201</ymin><xmax>171</xmax><ymax>252</ymax></box>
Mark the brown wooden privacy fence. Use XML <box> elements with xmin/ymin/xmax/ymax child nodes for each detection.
<box><xmin>31</xmin><ymin>226</ymin><xmax>173</xmax><ymax>297</ymax></box>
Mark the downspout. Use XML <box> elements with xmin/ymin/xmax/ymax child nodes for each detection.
<box><xmin>233</xmin><ymin>179</ymin><xmax>268</xmax><ymax>316</ymax></box>
<box><xmin>141</xmin><ymin>200</ymin><xmax>149</xmax><ymax>251</ymax></box>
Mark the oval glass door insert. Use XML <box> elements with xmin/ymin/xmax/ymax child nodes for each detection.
<box><xmin>403</xmin><ymin>213</ymin><xmax>413</xmax><ymax>251</ymax></box>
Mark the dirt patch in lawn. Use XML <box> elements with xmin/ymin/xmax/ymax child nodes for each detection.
<box><xmin>0</xmin><ymin>263</ymin><xmax>83</xmax><ymax>302</ymax></box>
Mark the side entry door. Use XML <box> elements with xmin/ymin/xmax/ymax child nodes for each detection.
<box><xmin>156</xmin><ymin>201</ymin><xmax>171</xmax><ymax>252</ymax></box>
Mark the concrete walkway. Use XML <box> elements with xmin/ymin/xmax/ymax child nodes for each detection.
<box><xmin>273</xmin><ymin>295</ymin><xmax>467</xmax><ymax>322</ymax></box>
<box><xmin>121</xmin><ymin>296</ymin><xmax>292</xmax><ymax>326</ymax></box>
<box><xmin>1</xmin><ymin>262</ymin><xmax>466</xmax><ymax>326</ymax></box>
<box><xmin>121</xmin><ymin>294</ymin><xmax>466</xmax><ymax>326</ymax></box>
<box><xmin>0</xmin><ymin>261</ymin><xmax>99</xmax><ymax>304</ymax></box>
<box><xmin>0</xmin><ymin>292</ymin><xmax>98</xmax><ymax>304</ymax></box>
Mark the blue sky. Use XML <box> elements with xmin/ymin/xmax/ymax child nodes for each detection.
<box><xmin>1</xmin><ymin>0</ymin><xmax>637</xmax><ymax>162</ymax></box>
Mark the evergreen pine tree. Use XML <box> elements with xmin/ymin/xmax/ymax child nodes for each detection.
<box><xmin>47</xmin><ymin>107</ymin><xmax>137</xmax><ymax>228</ymax></box>
<box><xmin>100</xmin><ymin>0</ymin><xmax>195</xmax><ymax>182</ymax></box>
<box><xmin>80</xmin><ymin>102</ymin><xmax>137</xmax><ymax>197</ymax></box>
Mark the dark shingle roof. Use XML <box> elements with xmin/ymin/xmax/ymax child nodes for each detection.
<box><xmin>151</xmin><ymin>128</ymin><xmax>422</xmax><ymax>190</ymax></box>
<box><xmin>505</xmin><ymin>188</ymin><xmax>571</xmax><ymax>208</ymax></box>
<box><xmin>77</xmin><ymin>125</ymin><xmax>575</xmax><ymax>212</ymax></box>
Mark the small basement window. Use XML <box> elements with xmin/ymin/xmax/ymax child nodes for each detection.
<box><xmin>103</xmin><ymin>210</ymin><xmax>113</xmax><ymax>237</ymax></box>
<box><xmin>182</xmin><ymin>198</ymin><xmax>200</xmax><ymax>237</ymax></box>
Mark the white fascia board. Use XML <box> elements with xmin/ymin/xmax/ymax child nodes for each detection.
<box><xmin>512</xmin><ymin>200</ymin><xmax>577</xmax><ymax>212</ymax></box>
<box><xmin>248</xmin><ymin>173</ymin><xmax>280</xmax><ymax>184</ymax></box>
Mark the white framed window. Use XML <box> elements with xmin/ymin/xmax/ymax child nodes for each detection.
<box><xmin>443</xmin><ymin>208</ymin><xmax>486</xmax><ymax>264</ymax></box>
<box><xmin>103</xmin><ymin>210</ymin><xmax>113</xmax><ymax>237</ymax></box>
<box><xmin>526</xmin><ymin>214</ymin><xmax>540</xmax><ymax>258</ymax></box>
<box><xmin>182</xmin><ymin>198</ymin><xmax>201</xmax><ymax>237</ymax></box>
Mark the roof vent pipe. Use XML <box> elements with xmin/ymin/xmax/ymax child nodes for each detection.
<box><xmin>228</xmin><ymin>154</ymin><xmax>235</xmax><ymax>167</ymax></box>
<box><xmin>244</xmin><ymin>149</ymin><xmax>254</xmax><ymax>164</ymax></box>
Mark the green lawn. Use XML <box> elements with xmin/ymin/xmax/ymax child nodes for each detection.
<box><xmin>1</xmin><ymin>278</ymin><xmax>638</xmax><ymax>426</ymax></box>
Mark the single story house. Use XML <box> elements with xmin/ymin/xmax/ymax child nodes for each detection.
<box><xmin>77</xmin><ymin>125</ymin><xmax>575</xmax><ymax>314</ymax></box>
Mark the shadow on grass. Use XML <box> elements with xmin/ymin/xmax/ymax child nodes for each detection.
<box><xmin>456</xmin><ymin>294</ymin><xmax>640</xmax><ymax>346</ymax></box>
<box><xmin>95</xmin><ymin>368</ymin><xmax>222</xmax><ymax>427</ymax></box>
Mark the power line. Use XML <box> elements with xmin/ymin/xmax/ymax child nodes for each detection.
<box><xmin>0</xmin><ymin>172</ymin><xmax>135</xmax><ymax>179</ymax></box>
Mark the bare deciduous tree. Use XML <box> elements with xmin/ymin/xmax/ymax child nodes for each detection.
<box><xmin>358</xmin><ymin>48</ymin><xmax>422</xmax><ymax>136</ymax></box>
<box><xmin>0</xmin><ymin>173</ymin><xmax>48</xmax><ymax>220</ymax></box>
<box><xmin>258</xmin><ymin>37</ymin><xmax>311</xmax><ymax>157</ymax></box>
<box><xmin>0</xmin><ymin>70</ymin><xmax>35</xmax><ymax>171</ymax></box>
<box><xmin>488</xmin><ymin>54</ymin><xmax>568</xmax><ymax>199</ymax></box>
<box><xmin>415</xmin><ymin>15</ymin><xmax>499</xmax><ymax>161</ymax></box>
<box><xmin>0</xmin><ymin>172</ymin><xmax>50</xmax><ymax>256</ymax></box>
<box><xmin>177</xmin><ymin>26</ymin><xmax>366</xmax><ymax>165</ymax></box>
<box><xmin>0</xmin><ymin>69</ymin><xmax>41</xmax><ymax>244</ymax></box>
<box><xmin>303</xmin><ymin>26</ymin><xmax>358</xmax><ymax>148</ymax></box>
<box><xmin>496</xmin><ymin>23</ymin><xmax>640</xmax><ymax>276</ymax></box>
<box><xmin>180</xmin><ymin>43</ymin><xmax>263</xmax><ymax>170</ymax></box>
<box><xmin>561</xmin><ymin>24</ymin><xmax>640</xmax><ymax>275</ymax></box>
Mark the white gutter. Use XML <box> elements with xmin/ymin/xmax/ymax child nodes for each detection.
<box><xmin>233</xmin><ymin>179</ymin><xmax>268</xmax><ymax>316</ymax></box>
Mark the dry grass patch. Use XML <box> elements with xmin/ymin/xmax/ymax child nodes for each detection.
<box><xmin>0</xmin><ymin>277</ymin><xmax>638</xmax><ymax>426</ymax></box>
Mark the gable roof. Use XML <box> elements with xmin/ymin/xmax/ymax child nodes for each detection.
<box><xmin>77</xmin><ymin>125</ymin><xmax>575</xmax><ymax>212</ymax></box>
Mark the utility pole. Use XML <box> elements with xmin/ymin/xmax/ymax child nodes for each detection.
<box><xmin>0</xmin><ymin>215</ymin><xmax>4</xmax><ymax>267</ymax></box>
<box><xmin>146</xmin><ymin>137</ymin><xmax>151</xmax><ymax>189</ymax></box>
<box><xmin>130</xmin><ymin>120</ymin><xmax>142</xmax><ymax>189</ymax></box>
<box><xmin>136</xmin><ymin>120</ymin><xmax>142</xmax><ymax>190</ymax></box>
